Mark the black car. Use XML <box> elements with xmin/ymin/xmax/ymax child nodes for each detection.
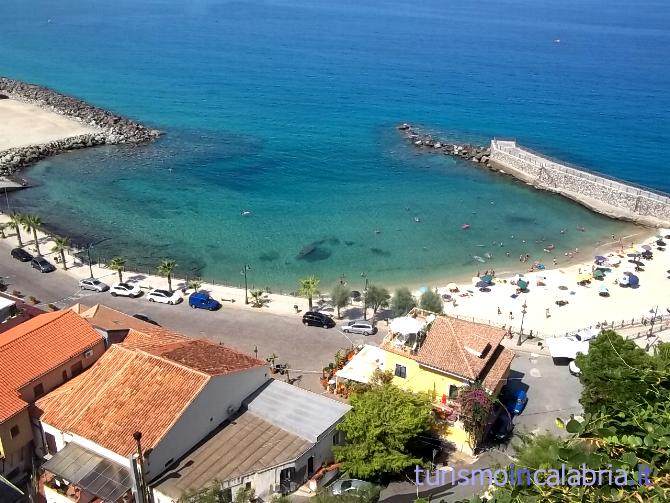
<box><xmin>31</xmin><ymin>256</ymin><xmax>56</xmax><ymax>273</ymax></box>
<box><xmin>11</xmin><ymin>248</ymin><xmax>32</xmax><ymax>262</ymax></box>
<box><xmin>302</xmin><ymin>311</ymin><xmax>336</xmax><ymax>328</ymax></box>
<box><xmin>490</xmin><ymin>413</ymin><xmax>514</xmax><ymax>442</ymax></box>
<box><xmin>132</xmin><ymin>313</ymin><xmax>160</xmax><ymax>326</ymax></box>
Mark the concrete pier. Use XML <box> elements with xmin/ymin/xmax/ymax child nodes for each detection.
<box><xmin>489</xmin><ymin>140</ymin><xmax>670</xmax><ymax>227</ymax></box>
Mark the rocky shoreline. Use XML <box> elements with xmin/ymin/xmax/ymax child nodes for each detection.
<box><xmin>397</xmin><ymin>123</ymin><xmax>494</xmax><ymax>169</ymax></box>
<box><xmin>0</xmin><ymin>77</ymin><xmax>161</xmax><ymax>174</ymax></box>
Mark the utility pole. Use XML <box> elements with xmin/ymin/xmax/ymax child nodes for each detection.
<box><xmin>361</xmin><ymin>272</ymin><xmax>369</xmax><ymax>321</ymax></box>
<box><xmin>242</xmin><ymin>264</ymin><xmax>251</xmax><ymax>304</ymax></box>
<box><xmin>133</xmin><ymin>431</ymin><xmax>150</xmax><ymax>503</ymax></box>
<box><xmin>517</xmin><ymin>301</ymin><xmax>528</xmax><ymax>346</ymax></box>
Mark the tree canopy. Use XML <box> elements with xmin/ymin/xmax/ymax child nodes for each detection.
<box><xmin>460</xmin><ymin>331</ymin><xmax>670</xmax><ymax>502</ymax></box>
<box><xmin>331</xmin><ymin>283</ymin><xmax>351</xmax><ymax>319</ymax></box>
<box><xmin>364</xmin><ymin>285</ymin><xmax>390</xmax><ymax>316</ymax></box>
<box><xmin>391</xmin><ymin>287</ymin><xmax>416</xmax><ymax>316</ymax></box>
<box><xmin>419</xmin><ymin>290</ymin><xmax>443</xmax><ymax>314</ymax></box>
<box><xmin>333</xmin><ymin>384</ymin><xmax>433</xmax><ymax>479</ymax></box>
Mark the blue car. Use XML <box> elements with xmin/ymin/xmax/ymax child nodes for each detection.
<box><xmin>188</xmin><ymin>292</ymin><xmax>222</xmax><ymax>311</ymax></box>
<box><xmin>506</xmin><ymin>389</ymin><xmax>528</xmax><ymax>416</ymax></box>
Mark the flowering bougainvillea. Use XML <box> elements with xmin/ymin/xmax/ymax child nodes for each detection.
<box><xmin>456</xmin><ymin>382</ymin><xmax>494</xmax><ymax>449</ymax></box>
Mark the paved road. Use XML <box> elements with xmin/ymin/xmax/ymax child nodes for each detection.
<box><xmin>0</xmin><ymin>254</ymin><xmax>385</xmax><ymax>394</ymax></box>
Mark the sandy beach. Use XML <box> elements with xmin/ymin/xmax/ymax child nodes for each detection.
<box><xmin>427</xmin><ymin>228</ymin><xmax>670</xmax><ymax>336</ymax></box>
<box><xmin>0</xmin><ymin>98</ymin><xmax>99</xmax><ymax>151</ymax></box>
<box><xmin>0</xmin><ymin>211</ymin><xmax>668</xmax><ymax>339</ymax></box>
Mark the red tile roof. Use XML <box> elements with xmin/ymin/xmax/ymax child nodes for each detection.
<box><xmin>35</xmin><ymin>325</ymin><xmax>266</xmax><ymax>456</ymax></box>
<box><xmin>73</xmin><ymin>304</ymin><xmax>165</xmax><ymax>333</ymax></box>
<box><xmin>36</xmin><ymin>345</ymin><xmax>210</xmax><ymax>457</ymax></box>
<box><xmin>386</xmin><ymin>315</ymin><xmax>514</xmax><ymax>393</ymax></box>
<box><xmin>0</xmin><ymin>310</ymin><xmax>103</xmax><ymax>421</ymax></box>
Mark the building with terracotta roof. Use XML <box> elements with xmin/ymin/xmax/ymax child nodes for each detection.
<box><xmin>0</xmin><ymin>310</ymin><xmax>105</xmax><ymax>481</ymax></box>
<box><xmin>36</xmin><ymin>331</ymin><xmax>269</xmax><ymax>503</ymax></box>
<box><xmin>70</xmin><ymin>303</ymin><xmax>165</xmax><ymax>344</ymax></box>
<box><xmin>336</xmin><ymin>308</ymin><xmax>514</xmax><ymax>454</ymax></box>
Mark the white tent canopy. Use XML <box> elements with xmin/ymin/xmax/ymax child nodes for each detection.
<box><xmin>389</xmin><ymin>316</ymin><xmax>424</xmax><ymax>335</ymax></box>
<box><xmin>335</xmin><ymin>345</ymin><xmax>384</xmax><ymax>384</ymax></box>
<box><xmin>547</xmin><ymin>337</ymin><xmax>590</xmax><ymax>359</ymax></box>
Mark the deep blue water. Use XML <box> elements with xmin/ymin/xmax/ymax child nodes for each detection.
<box><xmin>1</xmin><ymin>0</ymin><xmax>668</xmax><ymax>290</ymax></box>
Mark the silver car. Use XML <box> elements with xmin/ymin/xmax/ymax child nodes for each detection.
<box><xmin>79</xmin><ymin>278</ymin><xmax>110</xmax><ymax>292</ymax></box>
<box><xmin>331</xmin><ymin>479</ymin><xmax>372</xmax><ymax>495</ymax></box>
<box><xmin>341</xmin><ymin>319</ymin><xmax>377</xmax><ymax>336</ymax></box>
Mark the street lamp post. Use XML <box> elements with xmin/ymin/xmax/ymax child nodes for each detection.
<box><xmin>517</xmin><ymin>301</ymin><xmax>528</xmax><ymax>346</ymax></box>
<box><xmin>361</xmin><ymin>272</ymin><xmax>369</xmax><ymax>320</ymax></box>
<box><xmin>649</xmin><ymin>305</ymin><xmax>659</xmax><ymax>337</ymax></box>
<box><xmin>242</xmin><ymin>264</ymin><xmax>252</xmax><ymax>304</ymax></box>
<box><xmin>84</xmin><ymin>237</ymin><xmax>111</xmax><ymax>279</ymax></box>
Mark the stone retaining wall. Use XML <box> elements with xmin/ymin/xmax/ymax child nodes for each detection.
<box><xmin>0</xmin><ymin>77</ymin><xmax>161</xmax><ymax>174</ymax></box>
<box><xmin>490</xmin><ymin>140</ymin><xmax>670</xmax><ymax>227</ymax></box>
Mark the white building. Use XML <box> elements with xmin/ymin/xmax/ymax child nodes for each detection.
<box><xmin>36</xmin><ymin>327</ymin><xmax>269</xmax><ymax>503</ymax></box>
<box><xmin>152</xmin><ymin>379</ymin><xmax>351</xmax><ymax>502</ymax></box>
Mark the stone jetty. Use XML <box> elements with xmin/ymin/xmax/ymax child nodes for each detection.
<box><xmin>397</xmin><ymin>123</ymin><xmax>670</xmax><ymax>227</ymax></box>
<box><xmin>396</xmin><ymin>123</ymin><xmax>493</xmax><ymax>169</ymax></box>
<box><xmin>0</xmin><ymin>77</ymin><xmax>161</xmax><ymax>174</ymax></box>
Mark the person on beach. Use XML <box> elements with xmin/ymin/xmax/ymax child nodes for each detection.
<box><xmin>509</xmin><ymin>311</ymin><xmax>514</xmax><ymax>320</ymax></box>
<box><xmin>498</xmin><ymin>307</ymin><xmax>502</xmax><ymax>315</ymax></box>
<box><xmin>553</xmin><ymin>258</ymin><xmax>558</xmax><ymax>266</ymax></box>
<box><xmin>545</xmin><ymin>308</ymin><xmax>550</xmax><ymax>318</ymax></box>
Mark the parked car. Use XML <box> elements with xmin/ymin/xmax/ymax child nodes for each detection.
<box><xmin>31</xmin><ymin>256</ymin><xmax>56</xmax><ymax>273</ymax></box>
<box><xmin>302</xmin><ymin>311</ymin><xmax>336</xmax><ymax>328</ymax></box>
<box><xmin>505</xmin><ymin>389</ymin><xmax>528</xmax><ymax>416</ymax></box>
<box><xmin>79</xmin><ymin>278</ymin><xmax>110</xmax><ymax>292</ymax></box>
<box><xmin>341</xmin><ymin>319</ymin><xmax>377</xmax><ymax>336</ymax></box>
<box><xmin>490</xmin><ymin>413</ymin><xmax>514</xmax><ymax>442</ymax></box>
<box><xmin>132</xmin><ymin>313</ymin><xmax>160</xmax><ymax>326</ymax></box>
<box><xmin>147</xmin><ymin>289</ymin><xmax>182</xmax><ymax>305</ymax></box>
<box><xmin>110</xmin><ymin>282</ymin><xmax>142</xmax><ymax>298</ymax></box>
<box><xmin>568</xmin><ymin>360</ymin><xmax>581</xmax><ymax>376</ymax></box>
<box><xmin>11</xmin><ymin>248</ymin><xmax>32</xmax><ymax>262</ymax></box>
<box><xmin>331</xmin><ymin>479</ymin><xmax>372</xmax><ymax>496</ymax></box>
<box><xmin>188</xmin><ymin>291</ymin><xmax>221</xmax><ymax>311</ymax></box>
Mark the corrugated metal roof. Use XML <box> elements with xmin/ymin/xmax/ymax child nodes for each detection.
<box><xmin>244</xmin><ymin>380</ymin><xmax>350</xmax><ymax>443</ymax></box>
<box><xmin>153</xmin><ymin>411</ymin><xmax>311</xmax><ymax>499</ymax></box>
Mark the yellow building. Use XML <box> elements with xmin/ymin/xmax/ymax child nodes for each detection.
<box><xmin>337</xmin><ymin>310</ymin><xmax>514</xmax><ymax>454</ymax></box>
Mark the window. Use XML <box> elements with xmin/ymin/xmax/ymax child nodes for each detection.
<box><xmin>33</xmin><ymin>382</ymin><xmax>45</xmax><ymax>399</ymax></box>
<box><xmin>245</xmin><ymin>482</ymin><xmax>251</xmax><ymax>491</ymax></box>
<box><xmin>448</xmin><ymin>385</ymin><xmax>459</xmax><ymax>400</ymax></box>
<box><xmin>394</xmin><ymin>364</ymin><xmax>407</xmax><ymax>379</ymax></box>
<box><xmin>333</xmin><ymin>431</ymin><xmax>343</xmax><ymax>445</ymax></box>
<box><xmin>10</xmin><ymin>425</ymin><xmax>19</xmax><ymax>438</ymax></box>
<box><xmin>71</xmin><ymin>361</ymin><xmax>83</xmax><ymax>377</ymax></box>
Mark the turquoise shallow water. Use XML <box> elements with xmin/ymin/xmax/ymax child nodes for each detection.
<box><xmin>1</xmin><ymin>0</ymin><xmax>668</xmax><ymax>290</ymax></box>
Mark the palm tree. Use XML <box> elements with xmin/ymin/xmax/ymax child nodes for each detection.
<box><xmin>51</xmin><ymin>236</ymin><xmax>70</xmax><ymax>270</ymax></box>
<box><xmin>9</xmin><ymin>212</ymin><xmax>24</xmax><ymax>247</ymax></box>
<box><xmin>157</xmin><ymin>259</ymin><xmax>177</xmax><ymax>291</ymax></box>
<box><xmin>108</xmin><ymin>256</ymin><xmax>127</xmax><ymax>282</ymax></box>
<box><xmin>22</xmin><ymin>215</ymin><xmax>43</xmax><ymax>255</ymax></box>
<box><xmin>187</xmin><ymin>279</ymin><xmax>202</xmax><ymax>292</ymax></box>
<box><xmin>249</xmin><ymin>289</ymin><xmax>266</xmax><ymax>308</ymax></box>
<box><xmin>298</xmin><ymin>275</ymin><xmax>320</xmax><ymax>310</ymax></box>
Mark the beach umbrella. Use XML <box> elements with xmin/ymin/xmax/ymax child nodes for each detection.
<box><xmin>481</xmin><ymin>274</ymin><xmax>493</xmax><ymax>284</ymax></box>
<box><xmin>517</xmin><ymin>279</ymin><xmax>529</xmax><ymax>290</ymax></box>
<box><xmin>641</xmin><ymin>245</ymin><xmax>652</xmax><ymax>251</ymax></box>
<box><xmin>607</xmin><ymin>256</ymin><xmax>621</xmax><ymax>266</ymax></box>
<box><xmin>593</xmin><ymin>269</ymin><xmax>605</xmax><ymax>280</ymax></box>
<box><xmin>657</xmin><ymin>240</ymin><xmax>666</xmax><ymax>246</ymax></box>
<box><xmin>447</xmin><ymin>282</ymin><xmax>459</xmax><ymax>292</ymax></box>
<box><xmin>558</xmin><ymin>285</ymin><xmax>568</xmax><ymax>290</ymax></box>
<box><xmin>475</xmin><ymin>281</ymin><xmax>489</xmax><ymax>288</ymax></box>
<box><xmin>599</xmin><ymin>285</ymin><xmax>609</xmax><ymax>294</ymax></box>
<box><xmin>628</xmin><ymin>274</ymin><xmax>640</xmax><ymax>287</ymax></box>
<box><xmin>594</xmin><ymin>255</ymin><xmax>607</xmax><ymax>263</ymax></box>
<box><xmin>418</xmin><ymin>286</ymin><xmax>428</xmax><ymax>294</ymax></box>
<box><xmin>576</xmin><ymin>273</ymin><xmax>592</xmax><ymax>283</ymax></box>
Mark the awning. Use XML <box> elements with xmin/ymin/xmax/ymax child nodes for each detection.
<box><xmin>335</xmin><ymin>345</ymin><xmax>385</xmax><ymax>384</ymax></box>
<box><xmin>43</xmin><ymin>442</ymin><xmax>133</xmax><ymax>502</ymax></box>
<box><xmin>547</xmin><ymin>337</ymin><xmax>589</xmax><ymax>359</ymax></box>
<box><xmin>389</xmin><ymin>316</ymin><xmax>424</xmax><ymax>335</ymax></box>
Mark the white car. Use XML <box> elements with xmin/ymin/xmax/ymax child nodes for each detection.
<box><xmin>146</xmin><ymin>289</ymin><xmax>182</xmax><ymax>305</ymax></box>
<box><xmin>78</xmin><ymin>278</ymin><xmax>109</xmax><ymax>292</ymax></box>
<box><xmin>110</xmin><ymin>282</ymin><xmax>142</xmax><ymax>298</ymax></box>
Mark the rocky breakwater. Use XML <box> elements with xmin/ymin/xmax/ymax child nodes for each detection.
<box><xmin>397</xmin><ymin>123</ymin><xmax>493</xmax><ymax>168</ymax></box>
<box><xmin>0</xmin><ymin>77</ymin><xmax>161</xmax><ymax>174</ymax></box>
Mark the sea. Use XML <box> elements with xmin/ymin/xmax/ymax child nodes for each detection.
<box><xmin>1</xmin><ymin>0</ymin><xmax>668</xmax><ymax>292</ymax></box>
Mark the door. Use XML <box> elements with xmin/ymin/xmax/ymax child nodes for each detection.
<box><xmin>307</xmin><ymin>456</ymin><xmax>314</xmax><ymax>476</ymax></box>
